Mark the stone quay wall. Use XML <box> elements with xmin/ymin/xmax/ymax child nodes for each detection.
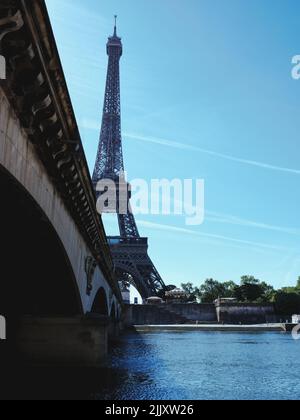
<box><xmin>215</xmin><ymin>303</ymin><xmax>277</xmax><ymax>325</ymax></box>
<box><xmin>125</xmin><ymin>302</ymin><xmax>277</xmax><ymax>326</ymax></box>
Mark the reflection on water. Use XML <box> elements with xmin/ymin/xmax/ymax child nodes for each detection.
<box><xmin>1</xmin><ymin>331</ymin><xmax>300</xmax><ymax>400</ymax></box>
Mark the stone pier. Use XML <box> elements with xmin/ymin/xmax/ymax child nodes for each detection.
<box><xmin>17</xmin><ymin>316</ymin><xmax>109</xmax><ymax>367</ymax></box>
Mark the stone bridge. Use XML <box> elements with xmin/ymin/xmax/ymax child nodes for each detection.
<box><xmin>0</xmin><ymin>0</ymin><xmax>123</xmax><ymax>366</ymax></box>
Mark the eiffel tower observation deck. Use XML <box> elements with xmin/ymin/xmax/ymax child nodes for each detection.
<box><xmin>92</xmin><ymin>17</ymin><xmax>166</xmax><ymax>300</ymax></box>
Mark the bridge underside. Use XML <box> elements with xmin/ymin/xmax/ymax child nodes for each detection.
<box><xmin>0</xmin><ymin>165</ymin><xmax>100</xmax><ymax>367</ymax></box>
<box><xmin>0</xmin><ymin>165</ymin><xmax>82</xmax><ymax>319</ymax></box>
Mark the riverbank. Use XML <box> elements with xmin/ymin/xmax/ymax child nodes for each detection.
<box><xmin>133</xmin><ymin>323</ymin><xmax>289</xmax><ymax>332</ymax></box>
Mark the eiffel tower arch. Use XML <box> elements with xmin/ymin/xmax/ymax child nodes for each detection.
<box><xmin>93</xmin><ymin>18</ymin><xmax>166</xmax><ymax>300</ymax></box>
<box><xmin>109</xmin><ymin>237</ymin><xmax>166</xmax><ymax>299</ymax></box>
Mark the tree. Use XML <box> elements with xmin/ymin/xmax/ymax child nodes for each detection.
<box><xmin>234</xmin><ymin>276</ymin><xmax>275</xmax><ymax>303</ymax></box>
<box><xmin>234</xmin><ymin>283</ymin><xmax>264</xmax><ymax>302</ymax></box>
<box><xmin>181</xmin><ymin>283</ymin><xmax>195</xmax><ymax>295</ymax></box>
<box><xmin>193</xmin><ymin>287</ymin><xmax>202</xmax><ymax>302</ymax></box>
<box><xmin>280</xmin><ymin>287</ymin><xmax>296</xmax><ymax>294</ymax></box>
<box><xmin>198</xmin><ymin>279</ymin><xmax>229</xmax><ymax>303</ymax></box>
<box><xmin>222</xmin><ymin>281</ymin><xmax>237</xmax><ymax>298</ymax></box>
<box><xmin>240</xmin><ymin>276</ymin><xmax>260</xmax><ymax>286</ymax></box>
<box><xmin>279</xmin><ymin>278</ymin><xmax>300</xmax><ymax>295</ymax></box>
<box><xmin>274</xmin><ymin>292</ymin><xmax>300</xmax><ymax>316</ymax></box>
<box><xmin>181</xmin><ymin>283</ymin><xmax>198</xmax><ymax>302</ymax></box>
<box><xmin>260</xmin><ymin>282</ymin><xmax>276</xmax><ymax>302</ymax></box>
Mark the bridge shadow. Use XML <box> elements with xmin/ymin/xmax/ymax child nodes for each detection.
<box><xmin>0</xmin><ymin>333</ymin><xmax>139</xmax><ymax>400</ymax></box>
<box><xmin>0</xmin><ymin>165</ymin><xmax>82</xmax><ymax>367</ymax></box>
<box><xmin>0</xmin><ymin>366</ymin><xmax>116</xmax><ymax>400</ymax></box>
<box><xmin>0</xmin><ymin>330</ymin><xmax>148</xmax><ymax>400</ymax></box>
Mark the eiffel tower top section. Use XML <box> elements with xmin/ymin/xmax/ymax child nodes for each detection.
<box><xmin>92</xmin><ymin>16</ymin><xmax>124</xmax><ymax>184</ymax></box>
<box><xmin>107</xmin><ymin>15</ymin><xmax>123</xmax><ymax>55</ymax></box>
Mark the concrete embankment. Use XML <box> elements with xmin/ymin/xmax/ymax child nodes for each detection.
<box><xmin>134</xmin><ymin>324</ymin><xmax>287</xmax><ymax>333</ymax></box>
<box><xmin>124</xmin><ymin>303</ymin><xmax>278</xmax><ymax>327</ymax></box>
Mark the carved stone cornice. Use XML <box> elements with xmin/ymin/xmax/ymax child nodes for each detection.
<box><xmin>0</xmin><ymin>0</ymin><xmax>122</xmax><ymax>304</ymax></box>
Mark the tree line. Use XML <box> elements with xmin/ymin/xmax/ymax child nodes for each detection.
<box><xmin>167</xmin><ymin>276</ymin><xmax>300</xmax><ymax>316</ymax></box>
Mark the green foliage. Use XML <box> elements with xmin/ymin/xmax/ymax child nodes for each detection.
<box><xmin>260</xmin><ymin>282</ymin><xmax>276</xmax><ymax>302</ymax></box>
<box><xmin>234</xmin><ymin>283</ymin><xmax>264</xmax><ymax>302</ymax></box>
<box><xmin>197</xmin><ymin>279</ymin><xmax>238</xmax><ymax>303</ymax></box>
<box><xmin>181</xmin><ymin>283</ymin><xmax>195</xmax><ymax>295</ymax></box>
<box><xmin>274</xmin><ymin>292</ymin><xmax>300</xmax><ymax>316</ymax></box>
<box><xmin>240</xmin><ymin>276</ymin><xmax>260</xmax><ymax>286</ymax></box>
<box><xmin>175</xmin><ymin>277</ymin><xmax>299</xmax><ymax>305</ymax></box>
<box><xmin>222</xmin><ymin>281</ymin><xmax>237</xmax><ymax>297</ymax></box>
<box><xmin>279</xmin><ymin>278</ymin><xmax>300</xmax><ymax>296</ymax></box>
<box><xmin>233</xmin><ymin>276</ymin><xmax>275</xmax><ymax>303</ymax></box>
<box><xmin>180</xmin><ymin>283</ymin><xmax>198</xmax><ymax>302</ymax></box>
<box><xmin>281</xmin><ymin>287</ymin><xmax>297</xmax><ymax>294</ymax></box>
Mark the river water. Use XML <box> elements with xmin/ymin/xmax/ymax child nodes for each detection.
<box><xmin>3</xmin><ymin>331</ymin><xmax>300</xmax><ymax>400</ymax></box>
<box><xmin>97</xmin><ymin>330</ymin><xmax>300</xmax><ymax>401</ymax></box>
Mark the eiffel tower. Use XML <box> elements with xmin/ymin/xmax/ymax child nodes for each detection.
<box><xmin>92</xmin><ymin>17</ymin><xmax>166</xmax><ymax>299</ymax></box>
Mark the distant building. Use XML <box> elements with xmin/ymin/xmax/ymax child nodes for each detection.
<box><xmin>146</xmin><ymin>297</ymin><xmax>164</xmax><ymax>305</ymax></box>
<box><xmin>165</xmin><ymin>288</ymin><xmax>188</xmax><ymax>304</ymax></box>
<box><xmin>292</xmin><ymin>315</ymin><xmax>300</xmax><ymax>324</ymax></box>
<box><xmin>119</xmin><ymin>282</ymin><xmax>130</xmax><ymax>305</ymax></box>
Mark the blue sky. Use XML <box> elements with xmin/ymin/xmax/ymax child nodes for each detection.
<box><xmin>46</xmin><ymin>0</ymin><xmax>300</xmax><ymax>290</ymax></box>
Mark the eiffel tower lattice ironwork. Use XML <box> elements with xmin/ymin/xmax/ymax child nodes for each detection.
<box><xmin>92</xmin><ymin>18</ymin><xmax>166</xmax><ymax>299</ymax></box>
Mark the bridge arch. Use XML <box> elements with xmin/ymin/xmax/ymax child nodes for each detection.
<box><xmin>0</xmin><ymin>164</ymin><xmax>83</xmax><ymax>317</ymax></box>
<box><xmin>110</xmin><ymin>302</ymin><xmax>116</xmax><ymax>319</ymax></box>
<box><xmin>91</xmin><ymin>287</ymin><xmax>109</xmax><ymax>316</ymax></box>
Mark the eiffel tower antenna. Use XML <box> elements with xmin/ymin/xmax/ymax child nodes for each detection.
<box><xmin>114</xmin><ymin>15</ymin><xmax>117</xmax><ymax>36</ymax></box>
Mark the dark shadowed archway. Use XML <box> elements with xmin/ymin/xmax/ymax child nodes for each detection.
<box><xmin>110</xmin><ymin>302</ymin><xmax>116</xmax><ymax>319</ymax></box>
<box><xmin>0</xmin><ymin>166</ymin><xmax>82</xmax><ymax>318</ymax></box>
<box><xmin>0</xmin><ymin>165</ymin><xmax>83</xmax><ymax>365</ymax></box>
<box><xmin>91</xmin><ymin>288</ymin><xmax>108</xmax><ymax>316</ymax></box>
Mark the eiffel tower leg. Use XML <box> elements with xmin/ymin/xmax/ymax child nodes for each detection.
<box><xmin>135</xmin><ymin>256</ymin><xmax>166</xmax><ymax>299</ymax></box>
<box><xmin>115</xmin><ymin>263</ymin><xmax>152</xmax><ymax>300</ymax></box>
<box><xmin>110</xmin><ymin>238</ymin><xmax>165</xmax><ymax>300</ymax></box>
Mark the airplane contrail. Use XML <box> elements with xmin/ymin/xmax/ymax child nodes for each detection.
<box><xmin>123</xmin><ymin>132</ymin><xmax>300</xmax><ymax>176</ymax></box>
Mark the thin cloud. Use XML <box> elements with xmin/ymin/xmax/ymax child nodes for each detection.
<box><xmin>123</xmin><ymin>132</ymin><xmax>300</xmax><ymax>176</ymax></box>
<box><xmin>137</xmin><ymin>220</ymin><xmax>293</xmax><ymax>253</ymax></box>
<box><xmin>47</xmin><ymin>0</ymin><xmax>109</xmax><ymax>37</ymax></box>
<box><xmin>81</xmin><ymin>118</ymin><xmax>101</xmax><ymax>131</ymax></box>
<box><xmin>80</xmin><ymin>119</ymin><xmax>300</xmax><ymax>237</ymax></box>
<box><xmin>206</xmin><ymin>210</ymin><xmax>300</xmax><ymax>236</ymax></box>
